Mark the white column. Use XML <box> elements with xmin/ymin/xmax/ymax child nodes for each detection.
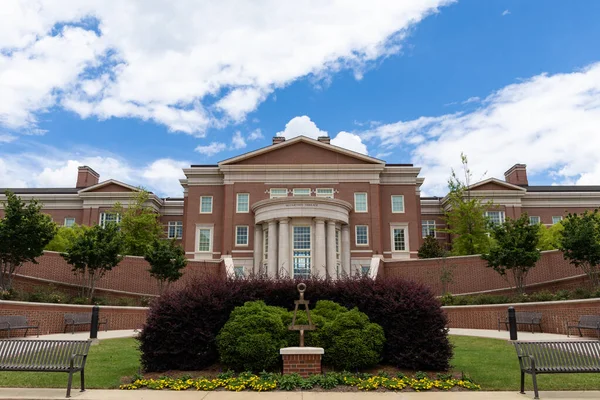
<box><xmin>341</xmin><ymin>224</ymin><xmax>351</xmax><ymax>277</ymax></box>
<box><xmin>253</xmin><ymin>224</ymin><xmax>263</xmax><ymax>274</ymax></box>
<box><xmin>314</xmin><ymin>218</ymin><xmax>326</xmax><ymax>278</ymax></box>
<box><xmin>267</xmin><ymin>220</ymin><xmax>278</xmax><ymax>277</ymax></box>
<box><xmin>278</xmin><ymin>218</ymin><xmax>290</xmax><ymax>278</ymax></box>
<box><xmin>326</xmin><ymin>220</ymin><xmax>336</xmax><ymax>279</ymax></box>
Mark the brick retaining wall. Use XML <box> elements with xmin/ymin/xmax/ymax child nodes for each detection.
<box><xmin>443</xmin><ymin>298</ymin><xmax>600</xmax><ymax>336</ymax></box>
<box><xmin>383</xmin><ymin>250</ymin><xmax>587</xmax><ymax>295</ymax></box>
<box><xmin>0</xmin><ymin>300</ymin><xmax>149</xmax><ymax>337</ymax></box>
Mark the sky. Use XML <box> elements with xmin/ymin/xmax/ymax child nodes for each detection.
<box><xmin>1</xmin><ymin>0</ymin><xmax>600</xmax><ymax>197</ymax></box>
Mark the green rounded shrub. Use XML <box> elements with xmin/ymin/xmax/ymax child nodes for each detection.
<box><xmin>319</xmin><ymin>307</ymin><xmax>385</xmax><ymax>371</ymax></box>
<box><xmin>216</xmin><ymin>300</ymin><xmax>288</xmax><ymax>371</ymax></box>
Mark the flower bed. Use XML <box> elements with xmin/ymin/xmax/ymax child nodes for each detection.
<box><xmin>120</xmin><ymin>371</ymin><xmax>481</xmax><ymax>392</ymax></box>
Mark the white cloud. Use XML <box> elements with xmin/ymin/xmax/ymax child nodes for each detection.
<box><xmin>248</xmin><ymin>128</ymin><xmax>263</xmax><ymax>141</ymax></box>
<box><xmin>363</xmin><ymin>62</ymin><xmax>600</xmax><ymax>196</ymax></box>
<box><xmin>502</xmin><ymin>10</ymin><xmax>511</xmax><ymax>16</ymax></box>
<box><xmin>194</xmin><ymin>142</ymin><xmax>227</xmax><ymax>156</ymax></box>
<box><xmin>0</xmin><ymin>0</ymin><xmax>453</xmax><ymax>135</ymax></box>
<box><xmin>331</xmin><ymin>131</ymin><xmax>368</xmax><ymax>155</ymax></box>
<box><xmin>230</xmin><ymin>131</ymin><xmax>247</xmax><ymax>150</ymax></box>
<box><xmin>0</xmin><ymin>146</ymin><xmax>188</xmax><ymax>197</ymax></box>
<box><xmin>277</xmin><ymin>115</ymin><xmax>328</xmax><ymax>139</ymax></box>
<box><xmin>0</xmin><ymin>134</ymin><xmax>17</xmax><ymax>143</ymax></box>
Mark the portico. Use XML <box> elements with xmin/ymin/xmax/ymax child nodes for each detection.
<box><xmin>252</xmin><ymin>197</ymin><xmax>353</xmax><ymax>278</ymax></box>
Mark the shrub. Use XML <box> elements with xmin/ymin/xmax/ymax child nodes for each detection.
<box><xmin>216</xmin><ymin>301</ymin><xmax>289</xmax><ymax>371</ymax></box>
<box><xmin>139</xmin><ymin>276</ymin><xmax>452</xmax><ymax>372</ymax></box>
<box><xmin>319</xmin><ymin>307</ymin><xmax>385</xmax><ymax>370</ymax></box>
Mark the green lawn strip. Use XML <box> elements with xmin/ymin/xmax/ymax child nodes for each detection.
<box><xmin>450</xmin><ymin>336</ymin><xmax>600</xmax><ymax>391</ymax></box>
<box><xmin>0</xmin><ymin>338</ymin><xmax>139</xmax><ymax>389</ymax></box>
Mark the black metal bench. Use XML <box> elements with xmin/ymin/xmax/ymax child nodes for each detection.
<box><xmin>0</xmin><ymin>339</ymin><xmax>92</xmax><ymax>398</ymax></box>
<box><xmin>498</xmin><ymin>311</ymin><xmax>543</xmax><ymax>333</ymax></box>
<box><xmin>64</xmin><ymin>313</ymin><xmax>107</xmax><ymax>334</ymax></box>
<box><xmin>514</xmin><ymin>341</ymin><xmax>600</xmax><ymax>399</ymax></box>
<box><xmin>0</xmin><ymin>315</ymin><xmax>39</xmax><ymax>338</ymax></box>
<box><xmin>567</xmin><ymin>315</ymin><xmax>600</xmax><ymax>339</ymax></box>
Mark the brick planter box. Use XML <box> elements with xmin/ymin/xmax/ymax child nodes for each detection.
<box><xmin>280</xmin><ymin>347</ymin><xmax>324</xmax><ymax>378</ymax></box>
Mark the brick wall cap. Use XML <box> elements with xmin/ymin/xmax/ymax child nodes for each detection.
<box><xmin>280</xmin><ymin>347</ymin><xmax>324</xmax><ymax>355</ymax></box>
<box><xmin>442</xmin><ymin>297</ymin><xmax>600</xmax><ymax>310</ymax></box>
<box><xmin>0</xmin><ymin>300</ymin><xmax>149</xmax><ymax>311</ymax></box>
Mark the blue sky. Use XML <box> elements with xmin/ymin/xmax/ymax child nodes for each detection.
<box><xmin>1</xmin><ymin>0</ymin><xmax>600</xmax><ymax>196</ymax></box>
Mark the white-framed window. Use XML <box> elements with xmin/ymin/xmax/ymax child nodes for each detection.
<box><xmin>200</xmin><ymin>196</ymin><xmax>213</xmax><ymax>213</ymax></box>
<box><xmin>236</xmin><ymin>226</ymin><xmax>249</xmax><ymax>246</ymax></box>
<box><xmin>167</xmin><ymin>221</ymin><xmax>183</xmax><ymax>239</ymax></box>
<box><xmin>99</xmin><ymin>212</ymin><xmax>121</xmax><ymax>228</ymax></box>
<box><xmin>293</xmin><ymin>226</ymin><xmax>311</xmax><ymax>278</ymax></box>
<box><xmin>391</xmin><ymin>195</ymin><xmax>405</xmax><ymax>213</ymax></box>
<box><xmin>361</xmin><ymin>265</ymin><xmax>370</xmax><ymax>277</ymax></box>
<box><xmin>422</xmin><ymin>220</ymin><xmax>436</xmax><ymax>238</ymax></box>
<box><xmin>196</xmin><ymin>226</ymin><xmax>213</xmax><ymax>252</ymax></box>
<box><xmin>234</xmin><ymin>266</ymin><xmax>245</xmax><ymax>278</ymax></box>
<box><xmin>529</xmin><ymin>216</ymin><xmax>541</xmax><ymax>225</ymax></box>
<box><xmin>236</xmin><ymin>193</ymin><xmax>249</xmax><ymax>213</ymax></box>
<box><xmin>293</xmin><ymin>188</ymin><xmax>311</xmax><ymax>196</ymax></box>
<box><xmin>269</xmin><ymin>188</ymin><xmax>288</xmax><ymax>199</ymax></box>
<box><xmin>485</xmin><ymin>211</ymin><xmax>505</xmax><ymax>226</ymax></box>
<box><xmin>552</xmin><ymin>216</ymin><xmax>563</xmax><ymax>225</ymax></box>
<box><xmin>392</xmin><ymin>227</ymin><xmax>407</xmax><ymax>251</ymax></box>
<box><xmin>355</xmin><ymin>225</ymin><xmax>368</xmax><ymax>245</ymax></box>
<box><xmin>354</xmin><ymin>193</ymin><xmax>368</xmax><ymax>213</ymax></box>
<box><xmin>64</xmin><ymin>218</ymin><xmax>76</xmax><ymax>228</ymax></box>
<box><xmin>316</xmin><ymin>188</ymin><xmax>334</xmax><ymax>198</ymax></box>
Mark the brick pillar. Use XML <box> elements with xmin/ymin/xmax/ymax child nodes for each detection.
<box><xmin>280</xmin><ymin>347</ymin><xmax>324</xmax><ymax>378</ymax></box>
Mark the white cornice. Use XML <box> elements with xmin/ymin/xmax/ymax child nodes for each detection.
<box><xmin>468</xmin><ymin>177</ymin><xmax>527</xmax><ymax>192</ymax></box>
<box><xmin>522</xmin><ymin>192</ymin><xmax>600</xmax><ymax>208</ymax></box>
<box><xmin>78</xmin><ymin>179</ymin><xmax>141</xmax><ymax>194</ymax></box>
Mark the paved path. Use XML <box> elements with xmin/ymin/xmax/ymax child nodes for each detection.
<box><xmin>448</xmin><ymin>328</ymin><xmax>592</xmax><ymax>341</ymax></box>
<box><xmin>1</xmin><ymin>389</ymin><xmax>599</xmax><ymax>400</ymax></box>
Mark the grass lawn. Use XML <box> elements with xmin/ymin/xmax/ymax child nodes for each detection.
<box><xmin>1</xmin><ymin>336</ymin><xmax>599</xmax><ymax>391</ymax></box>
<box><xmin>0</xmin><ymin>338</ymin><xmax>139</xmax><ymax>389</ymax></box>
<box><xmin>450</xmin><ymin>336</ymin><xmax>600</xmax><ymax>391</ymax></box>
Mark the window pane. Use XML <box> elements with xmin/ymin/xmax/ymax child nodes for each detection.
<box><xmin>316</xmin><ymin>188</ymin><xmax>334</xmax><ymax>198</ymax></box>
<box><xmin>293</xmin><ymin>226</ymin><xmax>311</xmax><ymax>278</ymax></box>
<box><xmin>234</xmin><ymin>266</ymin><xmax>245</xmax><ymax>278</ymax></box>
<box><xmin>236</xmin><ymin>226</ymin><xmax>248</xmax><ymax>245</ymax></box>
<box><xmin>200</xmin><ymin>197</ymin><xmax>212</xmax><ymax>213</ymax></box>
<box><xmin>552</xmin><ymin>216</ymin><xmax>562</xmax><ymax>224</ymax></box>
<box><xmin>529</xmin><ymin>216</ymin><xmax>540</xmax><ymax>225</ymax></box>
<box><xmin>237</xmin><ymin>194</ymin><xmax>249</xmax><ymax>212</ymax></box>
<box><xmin>293</xmin><ymin>188</ymin><xmax>310</xmax><ymax>196</ymax></box>
<box><xmin>270</xmin><ymin>188</ymin><xmax>287</xmax><ymax>198</ymax></box>
<box><xmin>391</xmin><ymin>195</ymin><xmax>404</xmax><ymax>212</ymax></box>
<box><xmin>486</xmin><ymin>211</ymin><xmax>504</xmax><ymax>225</ymax></box>
<box><xmin>168</xmin><ymin>221</ymin><xmax>183</xmax><ymax>239</ymax></box>
<box><xmin>394</xmin><ymin>228</ymin><xmax>406</xmax><ymax>251</ymax></box>
<box><xmin>64</xmin><ymin>218</ymin><xmax>75</xmax><ymax>228</ymax></box>
<box><xmin>198</xmin><ymin>228</ymin><xmax>211</xmax><ymax>251</ymax></box>
<box><xmin>356</xmin><ymin>225</ymin><xmax>368</xmax><ymax>245</ymax></box>
<box><xmin>100</xmin><ymin>213</ymin><xmax>120</xmax><ymax>228</ymax></box>
<box><xmin>355</xmin><ymin>193</ymin><xmax>367</xmax><ymax>212</ymax></box>
<box><xmin>361</xmin><ymin>266</ymin><xmax>370</xmax><ymax>276</ymax></box>
<box><xmin>422</xmin><ymin>220</ymin><xmax>436</xmax><ymax>238</ymax></box>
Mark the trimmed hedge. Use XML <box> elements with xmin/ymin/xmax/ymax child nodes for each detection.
<box><xmin>139</xmin><ymin>276</ymin><xmax>452</xmax><ymax>372</ymax></box>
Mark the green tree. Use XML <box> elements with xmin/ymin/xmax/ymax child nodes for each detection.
<box><xmin>0</xmin><ymin>191</ymin><xmax>57</xmax><ymax>291</ymax></box>
<box><xmin>144</xmin><ymin>239</ymin><xmax>187</xmax><ymax>294</ymax></box>
<box><xmin>443</xmin><ymin>154</ymin><xmax>492</xmax><ymax>255</ymax></box>
<box><xmin>61</xmin><ymin>223</ymin><xmax>124</xmax><ymax>300</ymax></box>
<box><xmin>559</xmin><ymin>209</ymin><xmax>600</xmax><ymax>287</ymax></box>
<box><xmin>481</xmin><ymin>214</ymin><xmax>541</xmax><ymax>295</ymax></box>
<box><xmin>45</xmin><ymin>224</ymin><xmax>90</xmax><ymax>252</ymax></box>
<box><xmin>111</xmin><ymin>189</ymin><xmax>164</xmax><ymax>256</ymax></box>
<box><xmin>418</xmin><ymin>235</ymin><xmax>448</xmax><ymax>258</ymax></box>
<box><xmin>537</xmin><ymin>222</ymin><xmax>564</xmax><ymax>251</ymax></box>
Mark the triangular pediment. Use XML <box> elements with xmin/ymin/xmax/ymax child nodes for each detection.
<box><xmin>469</xmin><ymin>178</ymin><xmax>527</xmax><ymax>192</ymax></box>
<box><xmin>219</xmin><ymin>136</ymin><xmax>383</xmax><ymax>166</ymax></box>
<box><xmin>78</xmin><ymin>179</ymin><xmax>141</xmax><ymax>194</ymax></box>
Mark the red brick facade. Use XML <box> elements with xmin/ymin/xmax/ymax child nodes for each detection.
<box><xmin>281</xmin><ymin>353</ymin><xmax>322</xmax><ymax>377</ymax></box>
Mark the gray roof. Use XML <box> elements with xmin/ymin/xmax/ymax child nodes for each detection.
<box><xmin>0</xmin><ymin>188</ymin><xmax>79</xmax><ymax>195</ymax></box>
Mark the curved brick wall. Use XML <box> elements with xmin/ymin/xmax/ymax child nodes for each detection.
<box><xmin>443</xmin><ymin>298</ymin><xmax>600</xmax><ymax>336</ymax></box>
<box><xmin>15</xmin><ymin>251</ymin><xmax>225</xmax><ymax>296</ymax></box>
<box><xmin>382</xmin><ymin>250</ymin><xmax>586</xmax><ymax>295</ymax></box>
<box><xmin>0</xmin><ymin>300</ymin><xmax>148</xmax><ymax>337</ymax></box>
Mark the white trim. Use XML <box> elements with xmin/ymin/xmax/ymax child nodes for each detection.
<box><xmin>390</xmin><ymin>223</ymin><xmax>409</xmax><ymax>253</ymax></box>
<box><xmin>195</xmin><ymin>224</ymin><xmax>214</xmax><ymax>254</ymax></box>
<box><xmin>167</xmin><ymin>221</ymin><xmax>183</xmax><ymax>239</ymax></box>
<box><xmin>78</xmin><ymin>179</ymin><xmax>141</xmax><ymax>193</ymax></box>
<box><xmin>235</xmin><ymin>225</ymin><xmax>249</xmax><ymax>246</ymax></box>
<box><xmin>354</xmin><ymin>192</ymin><xmax>368</xmax><ymax>213</ymax></box>
<box><xmin>236</xmin><ymin>193</ymin><xmax>250</xmax><ymax>213</ymax></box>
<box><xmin>391</xmin><ymin>195</ymin><xmax>405</xmax><ymax>213</ymax></box>
<box><xmin>199</xmin><ymin>196</ymin><xmax>213</xmax><ymax>213</ymax></box>
<box><xmin>468</xmin><ymin>177</ymin><xmax>527</xmax><ymax>192</ymax></box>
<box><xmin>421</xmin><ymin>220</ymin><xmax>436</xmax><ymax>238</ymax></box>
<box><xmin>355</xmin><ymin>225</ymin><xmax>369</xmax><ymax>246</ymax></box>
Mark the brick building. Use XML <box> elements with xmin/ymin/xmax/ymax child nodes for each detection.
<box><xmin>1</xmin><ymin>136</ymin><xmax>599</xmax><ymax>278</ymax></box>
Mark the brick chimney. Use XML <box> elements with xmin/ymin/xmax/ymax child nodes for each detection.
<box><xmin>317</xmin><ymin>136</ymin><xmax>331</xmax><ymax>144</ymax></box>
<box><xmin>76</xmin><ymin>166</ymin><xmax>100</xmax><ymax>188</ymax></box>
<box><xmin>272</xmin><ymin>136</ymin><xmax>286</xmax><ymax>145</ymax></box>
<box><xmin>504</xmin><ymin>164</ymin><xmax>528</xmax><ymax>186</ymax></box>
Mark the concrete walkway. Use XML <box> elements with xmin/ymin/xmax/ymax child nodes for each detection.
<box><xmin>448</xmin><ymin>328</ymin><xmax>593</xmax><ymax>341</ymax></box>
<box><xmin>1</xmin><ymin>389</ymin><xmax>600</xmax><ymax>400</ymax></box>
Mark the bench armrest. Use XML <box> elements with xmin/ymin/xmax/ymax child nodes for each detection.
<box><xmin>64</xmin><ymin>318</ymin><xmax>75</xmax><ymax>324</ymax></box>
<box><xmin>516</xmin><ymin>354</ymin><xmax>536</xmax><ymax>371</ymax></box>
